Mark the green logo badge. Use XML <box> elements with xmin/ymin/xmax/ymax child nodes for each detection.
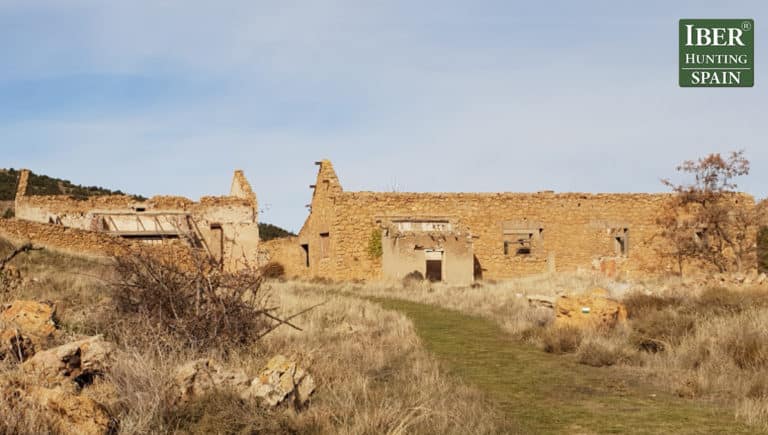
<box><xmin>679</xmin><ymin>19</ymin><xmax>754</xmax><ymax>87</ymax></box>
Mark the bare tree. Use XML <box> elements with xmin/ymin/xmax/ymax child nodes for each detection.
<box><xmin>659</xmin><ymin>150</ymin><xmax>757</xmax><ymax>274</ymax></box>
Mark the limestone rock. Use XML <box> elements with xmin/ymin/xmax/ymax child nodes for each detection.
<box><xmin>0</xmin><ymin>300</ymin><xmax>58</xmax><ymax>345</ymax></box>
<box><xmin>29</xmin><ymin>385</ymin><xmax>113</xmax><ymax>435</ymax></box>
<box><xmin>243</xmin><ymin>355</ymin><xmax>315</xmax><ymax>407</ymax></box>
<box><xmin>173</xmin><ymin>358</ymin><xmax>250</xmax><ymax>405</ymax></box>
<box><xmin>0</xmin><ymin>376</ymin><xmax>113</xmax><ymax>435</ymax></box>
<box><xmin>22</xmin><ymin>335</ymin><xmax>115</xmax><ymax>386</ymax></box>
<box><xmin>555</xmin><ymin>288</ymin><xmax>627</xmax><ymax>330</ymax></box>
<box><xmin>173</xmin><ymin>355</ymin><xmax>315</xmax><ymax>408</ymax></box>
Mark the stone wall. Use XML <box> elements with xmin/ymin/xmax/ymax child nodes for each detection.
<box><xmin>0</xmin><ymin>217</ymin><xmax>130</xmax><ymax>259</ymax></box>
<box><xmin>268</xmin><ymin>160</ymin><xmax>758</xmax><ymax>283</ymax></box>
<box><xmin>11</xmin><ymin>169</ymin><xmax>260</xmax><ymax>271</ymax></box>
<box><xmin>259</xmin><ymin>237</ymin><xmax>306</xmax><ymax>278</ymax></box>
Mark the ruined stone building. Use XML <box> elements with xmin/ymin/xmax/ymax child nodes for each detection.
<box><xmin>262</xmin><ymin>160</ymin><xmax>756</xmax><ymax>285</ymax></box>
<box><xmin>11</xmin><ymin>169</ymin><xmax>259</xmax><ymax>270</ymax></box>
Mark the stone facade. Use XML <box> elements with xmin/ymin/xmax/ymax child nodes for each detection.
<box><xmin>268</xmin><ymin>160</ymin><xmax>756</xmax><ymax>283</ymax></box>
<box><xmin>8</xmin><ymin>169</ymin><xmax>259</xmax><ymax>270</ymax></box>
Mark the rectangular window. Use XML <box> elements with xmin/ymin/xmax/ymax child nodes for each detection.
<box><xmin>504</xmin><ymin>233</ymin><xmax>534</xmax><ymax>256</ymax></box>
<box><xmin>614</xmin><ymin>228</ymin><xmax>629</xmax><ymax>257</ymax></box>
<box><xmin>319</xmin><ymin>232</ymin><xmax>330</xmax><ymax>258</ymax></box>
<box><xmin>301</xmin><ymin>244</ymin><xmax>309</xmax><ymax>267</ymax></box>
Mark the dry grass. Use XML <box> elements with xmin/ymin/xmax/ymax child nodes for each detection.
<box><xmin>325</xmin><ymin>272</ymin><xmax>768</xmax><ymax>429</ymax></box>
<box><xmin>0</xmin><ymin>242</ymin><xmax>501</xmax><ymax>434</ymax></box>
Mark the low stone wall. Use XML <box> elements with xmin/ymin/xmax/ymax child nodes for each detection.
<box><xmin>0</xmin><ymin>217</ymin><xmax>129</xmax><ymax>259</ymax></box>
<box><xmin>259</xmin><ymin>237</ymin><xmax>307</xmax><ymax>278</ymax></box>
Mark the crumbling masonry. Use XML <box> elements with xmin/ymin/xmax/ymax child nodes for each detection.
<box><xmin>9</xmin><ymin>169</ymin><xmax>259</xmax><ymax>270</ymax></box>
<box><xmin>261</xmin><ymin>160</ymin><xmax>757</xmax><ymax>285</ymax></box>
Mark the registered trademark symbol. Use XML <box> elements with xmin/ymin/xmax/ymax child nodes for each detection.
<box><xmin>742</xmin><ymin>21</ymin><xmax>752</xmax><ymax>31</ymax></box>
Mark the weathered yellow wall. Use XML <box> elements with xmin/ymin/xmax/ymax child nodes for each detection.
<box><xmin>268</xmin><ymin>160</ymin><xmax>758</xmax><ymax>282</ymax></box>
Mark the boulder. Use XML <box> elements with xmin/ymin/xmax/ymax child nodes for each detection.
<box><xmin>0</xmin><ymin>377</ymin><xmax>113</xmax><ymax>435</ymax></box>
<box><xmin>555</xmin><ymin>288</ymin><xmax>627</xmax><ymax>330</ymax></box>
<box><xmin>0</xmin><ymin>300</ymin><xmax>57</xmax><ymax>345</ymax></box>
<box><xmin>28</xmin><ymin>385</ymin><xmax>113</xmax><ymax>435</ymax></box>
<box><xmin>22</xmin><ymin>335</ymin><xmax>115</xmax><ymax>386</ymax></box>
<box><xmin>173</xmin><ymin>358</ymin><xmax>250</xmax><ymax>405</ymax></box>
<box><xmin>244</xmin><ymin>355</ymin><xmax>315</xmax><ymax>407</ymax></box>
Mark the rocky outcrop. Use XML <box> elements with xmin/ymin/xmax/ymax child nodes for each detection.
<box><xmin>173</xmin><ymin>355</ymin><xmax>315</xmax><ymax>408</ymax></box>
<box><xmin>0</xmin><ymin>300</ymin><xmax>57</xmax><ymax>342</ymax></box>
<box><xmin>1</xmin><ymin>332</ymin><xmax>117</xmax><ymax>435</ymax></box>
<box><xmin>555</xmin><ymin>288</ymin><xmax>628</xmax><ymax>330</ymax></box>
<box><xmin>0</xmin><ymin>300</ymin><xmax>58</xmax><ymax>361</ymax></box>
<box><xmin>22</xmin><ymin>335</ymin><xmax>115</xmax><ymax>386</ymax></box>
<box><xmin>26</xmin><ymin>384</ymin><xmax>113</xmax><ymax>435</ymax></box>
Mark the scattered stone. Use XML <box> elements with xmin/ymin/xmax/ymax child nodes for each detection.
<box><xmin>173</xmin><ymin>358</ymin><xmax>250</xmax><ymax>405</ymax></box>
<box><xmin>244</xmin><ymin>355</ymin><xmax>315</xmax><ymax>407</ymax></box>
<box><xmin>173</xmin><ymin>355</ymin><xmax>316</xmax><ymax>408</ymax></box>
<box><xmin>555</xmin><ymin>288</ymin><xmax>627</xmax><ymax>330</ymax></box>
<box><xmin>22</xmin><ymin>335</ymin><xmax>115</xmax><ymax>386</ymax></box>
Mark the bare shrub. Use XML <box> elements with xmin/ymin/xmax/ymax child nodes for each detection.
<box><xmin>109</xmin><ymin>247</ymin><xmax>273</xmax><ymax>353</ymax></box>
<box><xmin>725</xmin><ymin>330</ymin><xmax>768</xmax><ymax>370</ymax></box>
<box><xmin>541</xmin><ymin>325</ymin><xmax>582</xmax><ymax>354</ymax></box>
<box><xmin>695</xmin><ymin>286</ymin><xmax>768</xmax><ymax>315</ymax></box>
<box><xmin>630</xmin><ymin>309</ymin><xmax>695</xmax><ymax>352</ymax></box>
<box><xmin>576</xmin><ymin>338</ymin><xmax>635</xmax><ymax>367</ymax></box>
<box><xmin>261</xmin><ymin>261</ymin><xmax>285</xmax><ymax>279</ymax></box>
<box><xmin>402</xmin><ymin>270</ymin><xmax>425</xmax><ymax>288</ymax></box>
<box><xmin>623</xmin><ymin>292</ymin><xmax>682</xmax><ymax>319</ymax></box>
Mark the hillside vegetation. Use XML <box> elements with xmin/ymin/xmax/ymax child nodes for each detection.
<box><xmin>258</xmin><ymin>223</ymin><xmax>295</xmax><ymax>241</ymax></box>
<box><xmin>0</xmin><ymin>168</ymin><xmax>141</xmax><ymax>201</ymax></box>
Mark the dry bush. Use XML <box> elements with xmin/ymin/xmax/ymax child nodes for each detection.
<box><xmin>630</xmin><ymin>309</ymin><xmax>696</xmax><ymax>352</ymax></box>
<box><xmin>402</xmin><ymin>270</ymin><xmax>425</xmax><ymax>288</ymax></box>
<box><xmin>623</xmin><ymin>292</ymin><xmax>683</xmax><ymax>319</ymax></box>
<box><xmin>261</xmin><ymin>261</ymin><xmax>285</xmax><ymax>279</ymax></box>
<box><xmin>541</xmin><ymin>325</ymin><xmax>582</xmax><ymax>354</ymax></box>
<box><xmin>576</xmin><ymin>331</ymin><xmax>637</xmax><ymax>368</ymax></box>
<box><xmin>109</xmin><ymin>247</ymin><xmax>272</xmax><ymax>353</ymax></box>
<box><xmin>577</xmin><ymin>340</ymin><xmax>620</xmax><ymax>367</ymax></box>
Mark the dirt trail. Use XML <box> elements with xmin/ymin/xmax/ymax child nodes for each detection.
<box><xmin>374</xmin><ymin>297</ymin><xmax>758</xmax><ymax>434</ymax></box>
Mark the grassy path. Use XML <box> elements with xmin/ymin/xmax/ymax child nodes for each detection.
<box><xmin>373</xmin><ymin>297</ymin><xmax>758</xmax><ymax>434</ymax></box>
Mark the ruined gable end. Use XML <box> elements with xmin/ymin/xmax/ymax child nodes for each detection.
<box><xmin>230</xmin><ymin>170</ymin><xmax>258</xmax><ymax>208</ymax></box>
<box><xmin>313</xmin><ymin>160</ymin><xmax>343</xmax><ymax>196</ymax></box>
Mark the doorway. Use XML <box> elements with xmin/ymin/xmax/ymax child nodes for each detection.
<box><xmin>425</xmin><ymin>250</ymin><xmax>443</xmax><ymax>282</ymax></box>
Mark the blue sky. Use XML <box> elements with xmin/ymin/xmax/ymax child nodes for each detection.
<box><xmin>1</xmin><ymin>1</ymin><xmax>766</xmax><ymax>232</ymax></box>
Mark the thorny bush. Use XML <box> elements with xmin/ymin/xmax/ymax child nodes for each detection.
<box><xmin>111</xmin><ymin>246</ymin><xmax>275</xmax><ymax>353</ymax></box>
